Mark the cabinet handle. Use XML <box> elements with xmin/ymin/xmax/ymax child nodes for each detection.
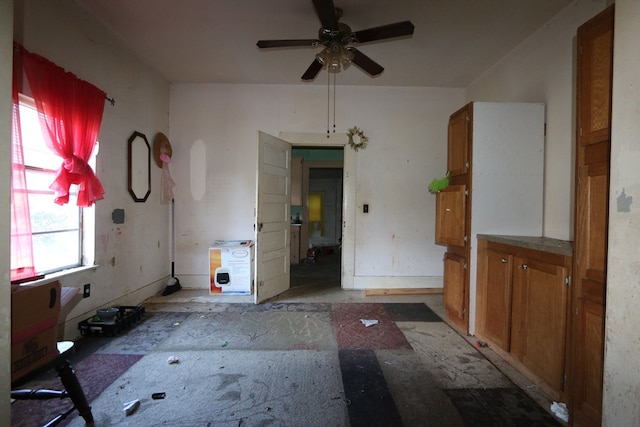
<box><xmin>521</xmin><ymin>263</ymin><xmax>528</xmax><ymax>270</ymax></box>
<box><xmin>501</xmin><ymin>258</ymin><xmax>507</xmax><ymax>263</ymax></box>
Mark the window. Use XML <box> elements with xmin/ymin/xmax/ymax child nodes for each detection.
<box><xmin>18</xmin><ymin>96</ymin><xmax>94</xmax><ymax>274</ymax></box>
<box><xmin>308</xmin><ymin>191</ymin><xmax>324</xmax><ymax>223</ymax></box>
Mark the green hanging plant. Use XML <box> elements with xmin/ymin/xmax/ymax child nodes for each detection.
<box><xmin>428</xmin><ymin>171</ymin><xmax>450</xmax><ymax>194</ymax></box>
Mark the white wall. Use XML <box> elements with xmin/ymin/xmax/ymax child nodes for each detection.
<box><xmin>466</xmin><ymin>0</ymin><xmax>607</xmax><ymax>240</ymax></box>
<box><xmin>14</xmin><ymin>0</ymin><xmax>171</xmax><ymax>339</ymax></box>
<box><xmin>1</xmin><ymin>0</ymin><xmax>13</xmax><ymax>421</ymax></box>
<box><xmin>170</xmin><ymin>84</ymin><xmax>464</xmax><ymax>289</ymax></box>
<box><xmin>604</xmin><ymin>0</ymin><xmax>640</xmax><ymax>424</ymax></box>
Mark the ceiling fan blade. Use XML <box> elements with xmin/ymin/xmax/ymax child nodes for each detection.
<box><xmin>301</xmin><ymin>59</ymin><xmax>324</xmax><ymax>81</ymax></box>
<box><xmin>353</xmin><ymin>21</ymin><xmax>415</xmax><ymax>44</ymax></box>
<box><xmin>257</xmin><ymin>39</ymin><xmax>319</xmax><ymax>48</ymax></box>
<box><xmin>312</xmin><ymin>0</ymin><xmax>339</xmax><ymax>32</ymax></box>
<box><xmin>350</xmin><ymin>48</ymin><xmax>384</xmax><ymax>76</ymax></box>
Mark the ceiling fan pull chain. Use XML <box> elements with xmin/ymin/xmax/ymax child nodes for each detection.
<box><xmin>333</xmin><ymin>72</ymin><xmax>336</xmax><ymax>133</ymax></box>
<box><xmin>327</xmin><ymin>70</ymin><xmax>330</xmax><ymax>137</ymax></box>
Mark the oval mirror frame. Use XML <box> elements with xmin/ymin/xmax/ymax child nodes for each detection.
<box><xmin>128</xmin><ymin>131</ymin><xmax>151</xmax><ymax>202</ymax></box>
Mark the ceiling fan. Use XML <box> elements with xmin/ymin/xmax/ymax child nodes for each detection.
<box><xmin>256</xmin><ymin>0</ymin><xmax>415</xmax><ymax>81</ymax></box>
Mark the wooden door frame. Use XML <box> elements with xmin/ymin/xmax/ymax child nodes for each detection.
<box><xmin>279</xmin><ymin>132</ymin><xmax>354</xmax><ymax>289</ymax></box>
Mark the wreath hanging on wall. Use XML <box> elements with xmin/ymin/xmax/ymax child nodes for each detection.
<box><xmin>347</xmin><ymin>126</ymin><xmax>368</xmax><ymax>151</ymax></box>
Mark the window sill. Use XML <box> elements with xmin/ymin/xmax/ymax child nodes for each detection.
<box><xmin>14</xmin><ymin>265</ymin><xmax>99</xmax><ymax>287</ymax></box>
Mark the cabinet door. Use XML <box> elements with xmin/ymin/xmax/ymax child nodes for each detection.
<box><xmin>290</xmin><ymin>226</ymin><xmax>300</xmax><ymax>264</ymax></box>
<box><xmin>477</xmin><ymin>248</ymin><xmax>513</xmax><ymax>351</ymax></box>
<box><xmin>572</xmin><ymin>6</ymin><xmax>613</xmax><ymax>426</ymax></box>
<box><xmin>512</xmin><ymin>257</ymin><xmax>569</xmax><ymax>395</ymax></box>
<box><xmin>447</xmin><ymin>105</ymin><xmax>470</xmax><ymax>176</ymax></box>
<box><xmin>577</xmin><ymin>10</ymin><xmax>613</xmax><ymax>147</ymax></box>
<box><xmin>435</xmin><ymin>185</ymin><xmax>466</xmax><ymax>247</ymax></box>
<box><xmin>444</xmin><ymin>252</ymin><xmax>466</xmax><ymax>327</ymax></box>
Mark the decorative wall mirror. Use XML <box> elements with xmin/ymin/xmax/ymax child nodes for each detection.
<box><xmin>128</xmin><ymin>131</ymin><xmax>151</xmax><ymax>202</ymax></box>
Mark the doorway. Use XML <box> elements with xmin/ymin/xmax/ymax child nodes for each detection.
<box><xmin>290</xmin><ymin>147</ymin><xmax>343</xmax><ymax>289</ymax></box>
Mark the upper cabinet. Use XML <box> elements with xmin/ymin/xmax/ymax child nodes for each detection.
<box><xmin>436</xmin><ymin>185</ymin><xmax>467</xmax><ymax>247</ymax></box>
<box><xmin>577</xmin><ymin>7</ymin><xmax>613</xmax><ymax>147</ymax></box>
<box><xmin>437</xmin><ymin>102</ymin><xmax>546</xmax><ymax>334</ymax></box>
<box><xmin>447</xmin><ymin>106</ymin><xmax>470</xmax><ymax>176</ymax></box>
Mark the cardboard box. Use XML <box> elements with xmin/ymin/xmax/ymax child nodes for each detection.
<box><xmin>11</xmin><ymin>280</ymin><xmax>61</xmax><ymax>382</ymax></box>
<box><xmin>209</xmin><ymin>240</ymin><xmax>254</xmax><ymax>295</ymax></box>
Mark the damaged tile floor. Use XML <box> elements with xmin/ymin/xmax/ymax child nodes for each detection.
<box><xmin>12</xmin><ymin>282</ymin><xmax>566</xmax><ymax>426</ymax></box>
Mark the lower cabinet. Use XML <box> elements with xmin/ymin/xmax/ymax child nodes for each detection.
<box><xmin>443</xmin><ymin>251</ymin><xmax>467</xmax><ymax>331</ymax></box>
<box><xmin>290</xmin><ymin>225</ymin><xmax>301</xmax><ymax>264</ymax></box>
<box><xmin>476</xmin><ymin>247</ymin><xmax>513</xmax><ymax>351</ymax></box>
<box><xmin>476</xmin><ymin>236</ymin><xmax>573</xmax><ymax>401</ymax></box>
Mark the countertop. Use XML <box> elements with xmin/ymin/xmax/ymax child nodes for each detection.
<box><xmin>477</xmin><ymin>234</ymin><xmax>573</xmax><ymax>256</ymax></box>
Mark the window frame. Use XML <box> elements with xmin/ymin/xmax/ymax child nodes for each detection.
<box><xmin>17</xmin><ymin>94</ymin><xmax>93</xmax><ymax>275</ymax></box>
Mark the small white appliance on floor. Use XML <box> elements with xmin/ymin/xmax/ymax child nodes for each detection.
<box><xmin>209</xmin><ymin>240</ymin><xmax>254</xmax><ymax>295</ymax></box>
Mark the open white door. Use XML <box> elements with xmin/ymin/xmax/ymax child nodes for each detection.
<box><xmin>255</xmin><ymin>131</ymin><xmax>291</xmax><ymax>303</ymax></box>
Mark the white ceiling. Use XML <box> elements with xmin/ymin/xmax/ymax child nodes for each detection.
<box><xmin>73</xmin><ymin>0</ymin><xmax>572</xmax><ymax>88</ymax></box>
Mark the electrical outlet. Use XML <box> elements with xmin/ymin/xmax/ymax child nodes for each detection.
<box><xmin>83</xmin><ymin>283</ymin><xmax>91</xmax><ymax>298</ymax></box>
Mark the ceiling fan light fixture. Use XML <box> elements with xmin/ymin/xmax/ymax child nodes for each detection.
<box><xmin>341</xmin><ymin>47</ymin><xmax>354</xmax><ymax>69</ymax></box>
<box><xmin>315</xmin><ymin>43</ymin><xmax>353</xmax><ymax>73</ymax></box>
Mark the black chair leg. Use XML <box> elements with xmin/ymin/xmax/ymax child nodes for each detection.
<box><xmin>54</xmin><ymin>359</ymin><xmax>94</xmax><ymax>424</ymax></box>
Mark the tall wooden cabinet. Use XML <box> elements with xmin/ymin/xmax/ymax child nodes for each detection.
<box><xmin>570</xmin><ymin>6</ymin><xmax>613</xmax><ymax>426</ymax></box>
<box><xmin>436</xmin><ymin>102</ymin><xmax>545</xmax><ymax>334</ymax></box>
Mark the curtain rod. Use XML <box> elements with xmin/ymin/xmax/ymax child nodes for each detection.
<box><xmin>13</xmin><ymin>42</ymin><xmax>115</xmax><ymax>107</ymax></box>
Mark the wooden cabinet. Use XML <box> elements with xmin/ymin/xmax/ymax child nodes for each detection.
<box><xmin>443</xmin><ymin>252</ymin><xmax>467</xmax><ymax>324</ymax></box>
<box><xmin>437</xmin><ymin>102</ymin><xmax>545</xmax><ymax>334</ymax></box>
<box><xmin>476</xmin><ymin>245</ymin><xmax>513</xmax><ymax>351</ymax></box>
<box><xmin>476</xmin><ymin>236</ymin><xmax>573</xmax><ymax>401</ymax></box>
<box><xmin>571</xmin><ymin>6</ymin><xmax>613</xmax><ymax>426</ymax></box>
<box><xmin>290</xmin><ymin>225</ymin><xmax>301</xmax><ymax>264</ymax></box>
<box><xmin>511</xmin><ymin>253</ymin><xmax>570</xmax><ymax>396</ymax></box>
<box><xmin>435</xmin><ymin>185</ymin><xmax>467</xmax><ymax>247</ymax></box>
<box><xmin>447</xmin><ymin>107</ymin><xmax>469</xmax><ymax>177</ymax></box>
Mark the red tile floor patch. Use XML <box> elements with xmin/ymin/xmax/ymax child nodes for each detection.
<box><xmin>331</xmin><ymin>303</ymin><xmax>413</xmax><ymax>350</ymax></box>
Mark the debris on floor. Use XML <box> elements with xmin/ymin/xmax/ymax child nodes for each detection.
<box><xmin>167</xmin><ymin>355</ymin><xmax>180</xmax><ymax>364</ymax></box>
<box><xmin>551</xmin><ymin>401</ymin><xmax>569</xmax><ymax>422</ymax></box>
<box><xmin>360</xmin><ymin>319</ymin><xmax>379</xmax><ymax>327</ymax></box>
<box><xmin>123</xmin><ymin>399</ymin><xmax>140</xmax><ymax>416</ymax></box>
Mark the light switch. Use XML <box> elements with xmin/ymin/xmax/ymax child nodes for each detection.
<box><xmin>363</xmin><ymin>204</ymin><xmax>369</xmax><ymax>213</ymax></box>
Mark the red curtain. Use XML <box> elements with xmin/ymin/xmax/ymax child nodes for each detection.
<box><xmin>10</xmin><ymin>50</ymin><xmax>36</xmax><ymax>281</ymax></box>
<box><xmin>21</xmin><ymin>48</ymin><xmax>106</xmax><ymax>207</ymax></box>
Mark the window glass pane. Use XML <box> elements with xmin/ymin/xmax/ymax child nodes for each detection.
<box><xmin>32</xmin><ymin>230</ymin><xmax>80</xmax><ymax>273</ymax></box>
<box><xmin>25</xmin><ymin>168</ymin><xmax>56</xmax><ymax>190</ymax></box>
<box><xmin>19</xmin><ymin>104</ymin><xmax>56</xmax><ymax>170</ymax></box>
<box><xmin>28</xmin><ymin>192</ymin><xmax>80</xmax><ymax>233</ymax></box>
<box><xmin>25</xmin><ymin>169</ymin><xmax>79</xmax><ymax>196</ymax></box>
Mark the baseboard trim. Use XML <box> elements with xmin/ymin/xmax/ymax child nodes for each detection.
<box><xmin>365</xmin><ymin>288</ymin><xmax>444</xmax><ymax>296</ymax></box>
